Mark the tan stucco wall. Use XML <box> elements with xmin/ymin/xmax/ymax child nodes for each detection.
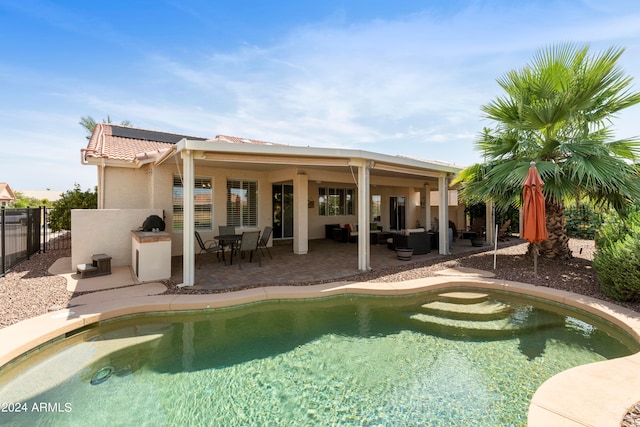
<box><xmin>103</xmin><ymin>167</ymin><xmax>152</xmax><ymax>209</ymax></box>
<box><xmin>71</xmin><ymin>209</ymin><xmax>163</xmax><ymax>268</ymax></box>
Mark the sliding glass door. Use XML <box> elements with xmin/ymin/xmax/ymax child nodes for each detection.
<box><xmin>272</xmin><ymin>184</ymin><xmax>294</xmax><ymax>239</ymax></box>
<box><xmin>389</xmin><ymin>196</ymin><xmax>406</xmax><ymax>230</ymax></box>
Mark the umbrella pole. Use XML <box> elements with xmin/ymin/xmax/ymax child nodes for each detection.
<box><xmin>533</xmin><ymin>244</ymin><xmax>538</xmax><ymax>275</ymax></box>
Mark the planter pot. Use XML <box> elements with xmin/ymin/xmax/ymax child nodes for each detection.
<box><xmin>471</xmin><ymin>237</ymin><xmax>484</xmax><ymax>247</ymax></box>
<box><xmin>396</xmin><ymin>248</ymin><xmax>413</xmax><ymax>261</ymax></box>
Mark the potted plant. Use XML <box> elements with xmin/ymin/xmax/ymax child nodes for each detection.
<box><xmin>471</xmin><ymin>235</ymin><xmax>485</xmax><ymax>247</ymax></box>
<box><xmin>396</xmin><ymin>247</ymin><xmax>413</xmax><ymax>261</ymax></box>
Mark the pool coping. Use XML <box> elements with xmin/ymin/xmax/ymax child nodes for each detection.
<box><xmin>1</xmin><ymin>274</ymin><xmax>639</xmax><ymax>426</ymax></box>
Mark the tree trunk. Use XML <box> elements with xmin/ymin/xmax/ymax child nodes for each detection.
<box><xmin>539</xmin><ymin>199</ymin><xmax>572</xmax><ymax>259</ymax></box>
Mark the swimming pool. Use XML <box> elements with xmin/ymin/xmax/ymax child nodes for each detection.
<box><xmin>0</xmin><ymin>289</ymin><xmax>638</xmax><ymax>426</ymax></box>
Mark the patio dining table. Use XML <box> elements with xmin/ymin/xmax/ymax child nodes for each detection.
<box><xmin>215</xmin><ymin>234</ymin><xmax>242</xmax><ymax>265</ymax></box>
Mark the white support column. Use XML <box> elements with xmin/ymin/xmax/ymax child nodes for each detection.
<box><xmin>180</xmin><ymin>149</ymin><xmax>195</xmax><ymax>287</ymax></box>
<box><xmin>485</xmin><ymin>201</ymin><xmax>495</xmax><ymax>246</ymax></box>
<box><xmin>354</xmin><ymin>159</ymin><xmax>371</xmax><ymax>271</ymax></box>
<box><xmin>518</xmin><ymin>206</ymin><xmax>523</xmax><ymax>237</ymax></box>
<box><xmin>424</xmin><ymin>184</ymin><xmax>431</xmax><ymax>231</ymax></box>
<box><xmin>456</xmin><ymin>197</ymin><xmax>465</xmax><ymax>233</ymax></box>
<box><xmin>438</xmin><ymin>175</ymin><xmax>450</xmax><ymax>255</ymax></box>
<box><xmin>293</xmin><ymin>172</ymin><xmax>309</xmax><ymax>254</ymax></box>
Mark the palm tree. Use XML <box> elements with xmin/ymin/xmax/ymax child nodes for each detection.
<box><xmin>80</xmin><ymin>115</ymin><xmax>132</xmax><ymax>139</ymax></box>
<box><xmin>455</xmin><ymin>43</ymin><xmax>640</xmax><ymax>259</ymax></box>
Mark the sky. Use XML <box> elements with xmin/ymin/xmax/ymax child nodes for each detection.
<box><xmin>2</xmin><ymin>0</ymin><xmax>640</xmax><ymax>192</ymax></box>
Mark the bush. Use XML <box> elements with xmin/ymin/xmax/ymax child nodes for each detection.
<box><xmin>48</xmin><ymin>184</ymin><xmax>97</xmax><ymax>231</ymax></box>
<box><xmin>565</xmin><ymin>204</ymin><xmax>603</xmax><ymax>239</ymax></box>
<box><xmin>592</xmin><ymin>209</ymin><xmax>640</xmax><ymax>301</ymax></box>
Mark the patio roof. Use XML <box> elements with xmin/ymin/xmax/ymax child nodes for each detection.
<box><xmin>172</xmin><ymin>137</ymin><xmax>462</xmax><ymax>179</ymax></box>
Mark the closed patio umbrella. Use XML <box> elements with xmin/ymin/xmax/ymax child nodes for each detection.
<box><xmin>522</xmin><ymin>162</ymin><xmax>548</xmax><ymax>274</ymax></box>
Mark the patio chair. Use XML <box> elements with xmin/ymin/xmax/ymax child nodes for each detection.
<box><xmin>258</xmin><ymin>226</ymin><xmax>273</xmax><ymax>260</ymax></box>
<box><xmin>237</xmin><ymin>231</ymin><xmax>261</xmax><ymax>270</ymax></box>
<box><xmin>497</xmin><ymin>219</ymin><xmax>512</xmax><ymax>242</ymax></box>
<box><xmin>195</xmin><ymin>231</ymin><xmax>223</xmax><ymax>267</ymax></box>
<box><xmin>219</xmin><ymin>225</ymin><xmax>236</xmax><ymax>236</ymax></box>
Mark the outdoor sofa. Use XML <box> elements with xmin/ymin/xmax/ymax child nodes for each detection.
<box><xmin>387</xmin><ymin>228</ymin><xmax>433</xmax><ymax>254</ymax></box>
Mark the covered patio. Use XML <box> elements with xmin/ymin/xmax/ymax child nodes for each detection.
<box><xmin>173</xmin><ymin>237</ymin><xmax>491</xmax><ymax>291</ymax></box>
<box><xmin>174</xmin><ymin>138</ymin><xmax>463</xmax><ymax>288</ymax></box>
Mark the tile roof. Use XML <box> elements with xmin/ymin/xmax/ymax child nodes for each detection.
<box><xmin>84</xmin><ymin>124</ymin><xmax>208</xmax><ymax>162</ymax></box>
<box><xmin>83</xmin><ymin>124</ymin><xmax>286</xmax><ymax>163</ymax></box>
<box><xmin>0</xmin><ymin>182</ymin><xmax>16</xmax><ymax>202</ymax></box>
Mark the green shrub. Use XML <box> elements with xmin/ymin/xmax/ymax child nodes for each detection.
<box><xmin>592</xmin><ymin>210</ymin><xmax>640</xmax><ymax>301</ymax></box>
<box><xmin>565</xmin><ymin>204</ymin><xmax>603</xmax><ymax>239</ymax></box>
<box><xmin>48</xmin><ymin>184</ymin><xmax>97</xmax><ymax>231</ymax></box>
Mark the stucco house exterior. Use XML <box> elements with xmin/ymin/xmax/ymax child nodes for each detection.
<box><xmin>80</xmin><ymin>124</ymin><xmax>464</xmax><ymax>287</ymax></box>
<box><xmin>0</xmin><ymin>183</ymin><xmax>16</xmax><ymax>207</ymax></box>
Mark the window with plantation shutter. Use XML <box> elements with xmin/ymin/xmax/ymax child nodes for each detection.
<box><xmin>227</xmin><ymin>179</ymin><xmax>257</xmax><ymax>228</ymax></box>
<box><xmin>172</xmin><ymin>175</ymin><xmax>213</xmax><ymax>231</ymax></box>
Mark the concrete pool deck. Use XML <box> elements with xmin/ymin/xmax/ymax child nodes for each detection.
<box><xmin>1</xmin><ymin>263</ymin><xmax>639</xmax><ymax>426</ymax></box>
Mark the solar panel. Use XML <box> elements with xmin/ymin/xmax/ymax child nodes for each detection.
<box><xmin>110</xmin><ymin>126</ymin><xmax>208</xmax><ymax>144</ymax></box>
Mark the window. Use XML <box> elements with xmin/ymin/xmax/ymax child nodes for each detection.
<box><xmin>172</xmin><ymin>176</ymin><xmax>213</xmax><ymax>231</ymax></box>
<box><xmin>318</xmin><ymin>187</ymin><xmax>354</xmax><ymax>216</ymax></box>
<box><xmin>227</xmin><ymin>179</ymin><xmax>257</xmax><ymax>228</ymax></box>
<box><xmin>371</xmin><ymin>195</ymin><xmax>381</xmax><ymax>222</ymax></box>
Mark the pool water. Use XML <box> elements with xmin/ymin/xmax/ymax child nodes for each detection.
<box><xmin>0</xmin><ymin>289</ymin><xmax>638</xmax><ymax>426</ymax></box>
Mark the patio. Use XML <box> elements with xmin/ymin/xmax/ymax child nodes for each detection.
<box><xmin>172</xmin><ymin>237</ymin><xmax>492</xmax><ymax>290</ymax></box>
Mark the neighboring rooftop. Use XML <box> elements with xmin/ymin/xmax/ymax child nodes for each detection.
<box><xmin>17</xmin><ymin>190</ymin><xmax>63</xmax><ymax>202</ymax></box>
<box><xmin>0</xmin><ymin>183</ymin><xmax>16</xmax><ymax>206</ymax></box>
<box><xmin>216</xmin><ymin>135</ymin><xmax>285</xmax><ymax>146</ymax></box>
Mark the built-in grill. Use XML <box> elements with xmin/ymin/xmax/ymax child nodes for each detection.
<box><xmin>141</xmin><ymin>215</ymin><xmax>165</xmax><ymax>231</ymax></box>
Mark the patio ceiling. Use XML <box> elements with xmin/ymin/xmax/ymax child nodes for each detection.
<box><xmin>191</xmin><ymin>157</ymin><xmax>441</xmax><ymax>184</ymax></box>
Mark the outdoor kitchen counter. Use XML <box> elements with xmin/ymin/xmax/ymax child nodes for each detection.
<box><xmin>131</xmin><ymin>231</ymin><xmax>171</xmax><ymax>282</ymax></box>
<box><xmin>131</xmin><ymin>230</ymin><xmax>172</xmax><ymax>243</ymax></box>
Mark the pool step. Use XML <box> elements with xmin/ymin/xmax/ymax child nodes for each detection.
<box><xmin>437</xmin><ymin>292</ymin><xmax>489</xmax><ymax>304</ymax></box>
<box><xmin>411</xmin><ymin>291</ymin><xmax>517</xmax><ymax>337</ymax></box>
<box><xmin>411</xmin><ymin>312</ymin><xmax>518</xmax><ymax>332</ymax></box>
<box><xmin>412</xmin><ymin>292</ymin><xmax>566</xmax><ymax>337</ymax></box>
<box><xmin>421</xmin><ymin>300</ymin><xmax>511</xmax><ymax>321</ymax></box>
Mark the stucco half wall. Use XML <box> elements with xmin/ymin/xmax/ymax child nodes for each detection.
<box><xmin>71</xmin><ymin>209</ymin><xmax>163</xmax><ymax>269</ymax></box>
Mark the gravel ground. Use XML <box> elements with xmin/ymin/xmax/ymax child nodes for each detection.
<box><xmin>1</xmin><ymin>239</ymin><xmax>640</xmax><ymax>425</ymax></box>
<box><xmin>3</xmin><ymin>238</ymin><xmax>638</xmax><ymax>327</ymax></box>
<box><xmin>0</xmin><ymin>248</ymin><xmax>72</xmax><ymax>329</ymax></box>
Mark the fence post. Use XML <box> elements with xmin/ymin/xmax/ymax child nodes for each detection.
<box><xmin>42</xmin><ymin>206</ymin><xmax>47</xmax><ymax>253</ymax></box>
<box><xmin>33</xmin><ymin>206</ymin><xmax>42</xmax><ymax>254</ymax></box>
<box><xmin>1</xmin><ymin>207</ymin><xmax>5</xmax><ymax>276</ymax></box>
<box><xmin>26</xmin><ymin>206</ymin><xmax>32</xmax><ymax>260</ymax></box>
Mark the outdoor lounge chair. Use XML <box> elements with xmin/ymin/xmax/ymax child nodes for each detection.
<box><xmin>258</xmin><ymin>226</ymin><xmax>273</xmax><ymax>260</ymax></box>
<box><xmin>497</xmin><ymin>219</ymin><xmax>512</xmax><ymax>242</ymax></box>
<box><xmin>237</xmin><ymin>231</ymin><xmax>261</xmax><ymax>270</ymax></box>
<box><xmin>195</xmin><ymin>231</ymin><xmax>223</xmax><ymax>267</ymax></box>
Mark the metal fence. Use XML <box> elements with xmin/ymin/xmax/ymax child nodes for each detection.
<box><xmin>0</xmin><ymin>206</ymin><xmax>70</xmax><ymax>276</ymax></box>
<box><xmin>41</xmin><ymin>207</ymin><xmax>71</xmax><ymax>251</ymax></box>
